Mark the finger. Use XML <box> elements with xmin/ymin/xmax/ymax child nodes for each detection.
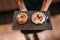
<box><xmin>34</xmin><ymin>33</ymin><xmax>39</xmax><ymax>40</ymax></box>
<box><xmin>27</xmin><ymin>34</ymin><xmax>34</xmax><ymax>40</ymax></box>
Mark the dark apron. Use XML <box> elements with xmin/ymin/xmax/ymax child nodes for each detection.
<box><xmin>24</xmin><ymin>0</ymin><xmax>43</xmax><ymax>11</ymax></box>
<box><xmin>21</xmin><ymin>0</ymin><xmax>43</xmax><ymax>34</ymax></box>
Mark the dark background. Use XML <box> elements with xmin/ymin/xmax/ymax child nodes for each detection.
<box><xmin>0</xmin><ymin>0</ymin><xmax>60</xmax><ymax>24</ymax></box>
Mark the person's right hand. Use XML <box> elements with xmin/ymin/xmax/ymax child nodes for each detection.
<box><xmin>27</xmin><ymin>30</ymin><xmax>54</xmax><ymax>40</ymax></box>
<box><xmin>37</xmin><ymin>30</ymin><xmax>53</xmax><ymax>40</ymax></box>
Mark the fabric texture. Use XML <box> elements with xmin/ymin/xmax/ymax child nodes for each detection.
<box><xmin>24</xmin><ymin>0</ymin><xmax>43</xmax><ymax>11</ymax></box>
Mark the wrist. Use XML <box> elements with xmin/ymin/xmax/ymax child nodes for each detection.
<box><xmin>20</xmin><ymin>9</ymin><xmax>27</xmax><ymax>11</ymax></box>
<box><xmin>40</xmin><ymin>7</ymin><xmax>48</xmax><ymax>11</ymax></box>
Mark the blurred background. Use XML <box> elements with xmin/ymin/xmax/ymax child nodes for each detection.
<box><xmin>0</xmin><ymin>0</ymin><xmax>60</xmax><ymax>40</ymax></box>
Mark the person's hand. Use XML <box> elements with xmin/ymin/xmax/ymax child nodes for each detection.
<box><xmin>0</xmin><ymin>30</ymin><xmax>26</xmax><ymax>40</ymax></box>
<box><xmin>37</xmin><ymin>30</ymin><xmax>53</xmax><ymax>40</ymax></box>
<box><xmin>0</xmin><ymin>30</ymin><xmax>59</xmax><ymax>40</ymax></box>
<box><xmin>27</xmin><ymin>30</ymin><xmax>54</xmax><ymax>40</ymax></box>
<box><xmin>41</xmin><ymin>0</ymin><xmax>52</xmax><ymax>11</ymax></box>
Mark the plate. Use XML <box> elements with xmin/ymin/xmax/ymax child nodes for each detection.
<box><xmin>13</xmin><ymin>11</ymin><xmax>52</xmax><ymax>30</ymax></box>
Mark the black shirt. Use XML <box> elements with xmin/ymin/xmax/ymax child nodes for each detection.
<box><xmin>24</xmin><ymin>0</ymin><xmax>43</xmax><ymax>11</ymax></box>
<box><xmin>21</xmin><ymin>0</ymin><xmax>43</xmax><ymax>34</ymax></box>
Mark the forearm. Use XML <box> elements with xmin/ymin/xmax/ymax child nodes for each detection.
<box><xmin>41</xmin><ymin>0</ymin><xmax>52</xmax><ymax>11</ymax></box>
<box><xmin>16</xmin><ymin>0</ymin><xmax>27</xmax><ymax>11</ymax></box>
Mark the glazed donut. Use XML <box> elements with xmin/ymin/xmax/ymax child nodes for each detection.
<box><xmin>16</xmin><ymin>12</ymin><xmax>28</xmax><ymax>24</ymax></box>
<box><xmin>32</xmin><ymin>12</ymin><xmax>46</xmax><ymax>24</ymax></box>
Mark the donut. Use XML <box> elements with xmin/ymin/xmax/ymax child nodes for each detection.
<box><xmin>16</xmin><ymin>12</ymin><xmax>28</xmax><ymax>24</ymax></box>
<box><xmin>32</xmin><ymin>12</ymin><xmax>46</xmax><ymax>24</ymax></box>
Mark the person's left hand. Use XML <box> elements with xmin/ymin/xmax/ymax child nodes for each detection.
<box><xmin>0</xmin><ymin>30</ymin><xmax>26</xmax><ymax>40</ymax></box>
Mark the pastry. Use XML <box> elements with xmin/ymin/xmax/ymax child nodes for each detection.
<box><xmin>16</xmin><ymin>12</ymin><xmax>28</xmax><ymax>24</ymax></box>
<box><xmin>32</xmin><ymin>12</ymin><xmax>46</xmax><ymax>24</ymax></box>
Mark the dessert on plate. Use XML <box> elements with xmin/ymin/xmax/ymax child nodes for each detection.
<box><xmin>32</xmin><ymin>12</ymin><xmax>47</xmax><ymax>24</ymax></box>
<box><xmin>16</xmin><ymin>12</ymin><xmax>28</xmax><ymax>24</ymax></box>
